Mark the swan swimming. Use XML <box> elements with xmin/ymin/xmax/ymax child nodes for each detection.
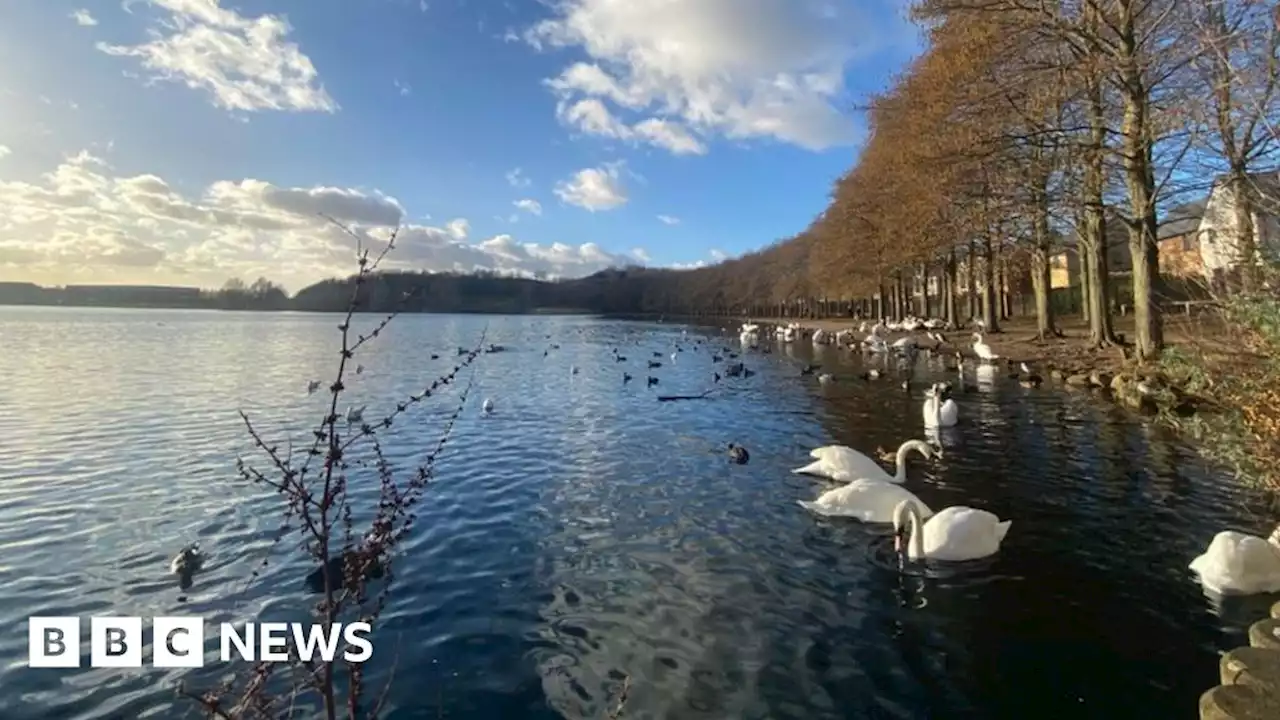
<box><xmin>1188</xmin><ymin>525</ymin><xmax>1280</xmax><ymax>595</ymax></box>
<box><xmin>799</xmin><ymin>480</ymin><xmax>934</xmax><ymax>522</ymax></box>
<box><xmin>345</xmin><ymin>405</ymin><xmax>366</xmax><ymax>425</ymax></box>
<box><xmin>923</xmin><ymin>383</ymin><xmax>959</xmax><ymax>428</ymax></box>
<box><xmin>793</xmin><ymin>440</ymin><xmax>936</xmax><ymax>484</ymax></box>
<box><xmin>972</xmin><ymin>333</ymin><xmax>999</xmax><ymax>362</ymax></box>
<box><xmin>893</xmin><ymin>500</ymin><xmax>1011</xmax><ymax>562</ymax></box>
<box><xmin>482</xmin><ymin>398</ymin><xmax>494</xmax><ymax>414</ymax></box>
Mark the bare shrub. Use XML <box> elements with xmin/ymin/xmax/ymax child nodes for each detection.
<box><xmin>180</xmin><ymin>225</ymin><xmax>486</xmax><ymax>719</ymax></box>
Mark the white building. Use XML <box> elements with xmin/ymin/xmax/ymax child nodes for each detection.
<box><xmin>1197</xmin><ymin>172</ymin><xmax>1280</xmax><ymax>277</ymax></box>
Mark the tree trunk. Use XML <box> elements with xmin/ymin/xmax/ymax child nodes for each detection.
<box><xmin>1231</xmin><ymin>172</ymin><xmax>1259</xmax><ymax>291</ymax></box>
<box><xmin>1117</xmin><ymin>22</ymin><xmax>1164</xmax><ymax>360</ymax></box>
<box><xmin>967</xmin><ymin>238</ymin><xmax>978</xmax><ymax>321</ymax></box>
<box><xmin>919</xmin><ymin>261</ymin><xmax>930</xmax><ymax>317</ymax></box>
<box><xmin>1082</xmin><ymin>44</ymin><xmax>1118</xmax><ymax>347</ymax></box>
<box><xmin>982</xmin><ymin>231</ymin><xmax>1001</xmax><ymax>332</ymax></box>
<box><xmin>1031</xmin><ymin>173</ymin><xmax>1057</xmax><ymax>338</ymax></box>
<box><xmin>945</xmin><ymin>248</ymin><xmax>958</xmax><ymax>328</ymax></box>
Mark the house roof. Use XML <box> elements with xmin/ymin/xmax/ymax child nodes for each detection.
<box><xmin>1158</xmin><ymin>199</ymin><xmax>1206</xmax><ymax>239</ymax></box>
<box><xmin>1209</xmin><ymin>171</ymin><xmax>1280</xmax><ymax>209</ymax></box>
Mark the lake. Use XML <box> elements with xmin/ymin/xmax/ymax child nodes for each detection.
<box><xmin>0</xmin><ymin>306</ymin><xmax>1277</xmax><ymax>720</ymax></box>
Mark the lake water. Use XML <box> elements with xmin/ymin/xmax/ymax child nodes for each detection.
<box><xmin>1</xmin><ymin>307</ymin><xmax>1277</xmax><ymax>720</ymax></box>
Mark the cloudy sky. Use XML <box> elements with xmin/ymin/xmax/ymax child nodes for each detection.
<box><xmin>0</xmin><ymin>0</ymin><xmax>920</xmax><ymax>291</ymax></box>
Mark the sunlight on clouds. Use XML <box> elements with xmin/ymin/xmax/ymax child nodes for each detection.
<box><xmin>97</xmin><ymin>0</ymin><xmax>335</xmax><ymax>113</ymax></box>
<box><xmin>554</xmin><ymin>163</ymin><xmax>627</xmax><ymax>211</ymax></box>
<box><xmin>527</xmin><ymin>0</ymin><xmax>902</xmax><ymax>153</ymax></box>
<box><xmin>0</xmin><ymin>151</ymin><xmax>645</xmax><ymax>290</ymax></box>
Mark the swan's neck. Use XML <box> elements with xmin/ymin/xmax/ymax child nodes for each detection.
<box><xmin>904</xmin><ymin>503</ymin><xmax>924</xmax><ymax>559</ymax></box>
<box><xmin>895</xmin><ymin>442</ymin><xmax>920</xmax><ymax>481</ymax></box>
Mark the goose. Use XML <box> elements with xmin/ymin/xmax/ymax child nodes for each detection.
<box><xmin>799</xmin><ymin>480</ymin><xmax>934</xmax><ymax>522</ymax></box>
<box><xmin>893</xmin><ymin>500</ymin><xmax>1011</xmax><ymax>562</ymax></box>
<box><xmin>482</xmin><ymin>398</ymin><xmax>494</xmax><ymax>414</ymax></box>
<box><xmin>647</xmin><ymin>376</ymin><xmax>659</xmax><ymax>387</ymax></box>
<box><xmin>307</xmin><ymin>380</ymin><xmax>321</xmax><ymax>395</ymax></box>
<box><xmin>345</xmin><ymin>405</ymin><xmax>366</xmax><ymax>425</ymax></box>
<box><xmin>972</xmin><ymin>333</ymin><xmax>999</xmax><ymax>362</ymax></box>
<box><xmin>793</xmin><ymin>440</ymin><xmax>936</xmax><ymax>484</ymax></box>
<box><xmin>1189</xmin><ymin>525</ymin><xmax>1280</xmax><ymax>595</ymax></box>
<box><xmin>623</xmin><ymin>373</ymin><xmax>633</xmax><ymax>383</ymax></box>
<box><xmin>923</xmin><ymin>383</ymin><xmax>959</xmax><ymax>428</ymax></box>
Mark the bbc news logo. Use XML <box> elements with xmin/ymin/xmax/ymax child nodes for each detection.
<box><xmin>28</xmin><ymin>617</ymin><xmax>373</xmax><ymax>668</ymax></box>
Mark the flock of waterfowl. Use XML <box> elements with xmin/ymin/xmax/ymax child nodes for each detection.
<box><xmin>732</xmin><ymin>316</ymin><xmax>1280</xmax><ymax>590</ymax></box>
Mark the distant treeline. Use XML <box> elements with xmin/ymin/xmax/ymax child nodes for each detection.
<box><xmin>0</xmin><ymin>266</ymin><xmax>810</xmax><ymax>317</ymax></box>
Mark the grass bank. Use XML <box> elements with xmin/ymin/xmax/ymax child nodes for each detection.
<box><xmin>1158</xmin><ymin>297</ymin><xmax>1280</xmax><ymax>492</ymax></box>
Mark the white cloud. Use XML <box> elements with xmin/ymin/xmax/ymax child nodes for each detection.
<box><xmin>505</xmin><ymin>167</ymin><xmax>530</xmax><ymax>187</ymax></box>
<box><xmin>97</xmin><ymin>0</ymin><xmax>336</xmax><ymax>113</ymax></box>
<box><xmin>630</xmin><ymin>247</ymin><xmax>650</xmax><ymax>262</ymax></box>
<box><xmin>553</xmin><ymin>98</ymin><xmax>707</xmax><ymax>155</ymax></box>
<box><xmin>657</xmin><ymin>214</ymin><xmax>679</xmax><ymax>225</ymax></box>
<box><xmin>554</xmin><ymin>163</ymin><xmax>627</xmax><ymax>211</ymax></box>
<box><xmin>70</xmin><ymin>9</ymin><xmax>99</xmax><ymax>26</ymax></box>
<box><xmin>526</xmin><ymin>0</ymin><xmax>894</xmax><ymax>152</ymax></box>
<box><xmin>394</xmin><ymin>79</ymin><xmax>411</xmax><ymax>96</ymax></box>
<box><xmin>0</xmin><ymin>145</ymin><xmax>10</xmax><ymax>160</ymax></box>
<box><xmin>0</xmin><ymin>150</ymin><xmax>641</xmax><ymax>289</ymax></box>
<box><xmin>709</xmin><ymin>248</ymin><xmax>728</xmax><ymax>261</ymax></box>
<box><xmin>514</xmin><ymin>198</ymin><xmax>542</xmax><ymax>215</ymax></box>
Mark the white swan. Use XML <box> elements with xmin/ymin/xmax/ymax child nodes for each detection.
<box><xmin>793</xmin><ymin>440</ymin><xmax>936</xmax><ymax>484</ymax></box>
<box><xmin>972</xmin><ymin>332</ymin><xmax>999</xmax><ymax>362</ymax></box>
<box><xmin>482</xmin><ymin>398</ymin><xmax>494</xmax><ymax>414</ymax></box>
<box><xmin>799</xmin><ymin>480</ymin><xmax>934</xmax><ymax>522</ymax></box>
<box><xmin>893</xmin><ymin>500</ymin><xmax>1011</xmax><ymax>561</ymax></box>
<box><xmin>1188</xmin><ymin>526</ymin><xmax>1280</xmax><ymax>595</ymax></box>
<box><xmin>923</xmin><ymin>383</ymin><xmax>959</xmax><ymax>428</ymax></box>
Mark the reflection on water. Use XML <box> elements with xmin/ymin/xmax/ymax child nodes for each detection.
<box><xmin>0</xmin><ymin>307</ymin><xmax>1276</xmax><ymax>720</ymax></box>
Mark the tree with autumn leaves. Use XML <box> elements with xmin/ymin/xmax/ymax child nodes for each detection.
<box><xmin>604</xmin><ymin>0</ymin><xmax>1277</xmax><ymax>363</ymax></box>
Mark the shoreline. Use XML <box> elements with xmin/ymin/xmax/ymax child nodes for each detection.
<box><xmin>739</xmin><ymin>314</ymin><xmax>1275</xmax><ymax>491</ymax></box>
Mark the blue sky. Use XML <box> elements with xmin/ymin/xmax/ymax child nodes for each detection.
<box><xmin>0</xmin><ymin>0</ymin><xmax>921</xmax><ymax>291</ymax></box>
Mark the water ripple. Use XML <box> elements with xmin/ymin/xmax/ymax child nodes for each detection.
<box><xmin>0</xmin><ymin>307</ymin><xmax>1276</xmax><ymax>720</ymax></box>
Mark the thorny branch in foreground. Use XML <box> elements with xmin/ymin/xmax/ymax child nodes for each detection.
<box><xmin>179</xmin><ymin>222</ymin><xmax>487</xmax><ymax>720</ymax></box>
